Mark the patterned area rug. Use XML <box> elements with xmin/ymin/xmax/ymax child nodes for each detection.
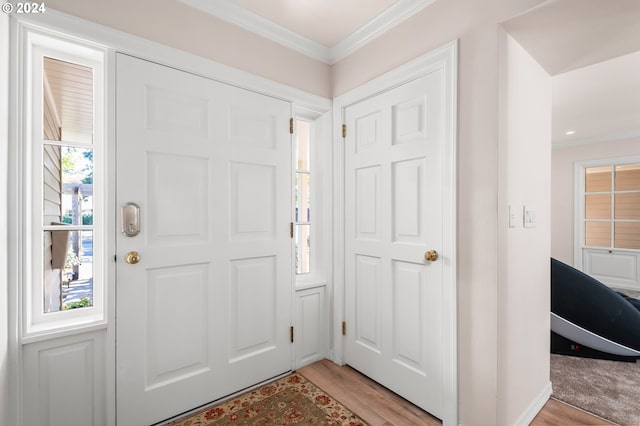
<box><xmin>168</xmin><ymin>373</ymin><xmax>368</xmax><ymax>425</ymax></box>
<box><xmin>550</xmin><ymin>354</ymin><xmax>640</xmax><ymax>426</ymax></box>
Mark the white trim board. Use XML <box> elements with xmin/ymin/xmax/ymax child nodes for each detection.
<box><xmin>177</xmin><ymin>0</ymin><xmax>436</xmax><ymax>64</ymax></box>
<box><xmin>511</xmin><ymin>381</ymin><xmax>552</xmax><ymax>426</ymax></box>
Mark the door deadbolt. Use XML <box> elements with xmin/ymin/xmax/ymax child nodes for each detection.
<box><xmin>121</xmin><ymin>202</ymin><xmax>140</xmax><ymax>237</ymax></box>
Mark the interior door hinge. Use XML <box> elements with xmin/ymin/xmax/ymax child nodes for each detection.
<box><xmin>342</xmin><ymin>124</ymin><xmax>347</xmax><ymax>138</ymax></box>
<box><xmin>342</xmin><ymin>321</ymin><xmax>347</xmax><ymax>336</ymax></box>
<box><xmin>290</xmin><ymin>326</ymin><xmax>294</xmax><ymax>343</ymax></box>
<box><xmin>290</xmin><ymin>222</ymin><xmax>294</xmax><ymax>238</ymax></box>
<box><xmin>290</xmin><ymin>117</ymin><xmax>294</xmax><ymax>135</ymax></box>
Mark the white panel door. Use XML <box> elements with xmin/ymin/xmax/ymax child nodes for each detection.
<box><xmin>116</xmin><ymin>54</ymin><xmax>292</xmax><ymax>425</ymax></box>
<box><xmin>344</xmin><ymin>72</ymin><xmax>446</xmax><ymax>419</ymax></box>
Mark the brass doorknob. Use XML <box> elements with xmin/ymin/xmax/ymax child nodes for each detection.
<box><xmin>125</xmin><ymin>251</ymin><xmax>140</xmax><ymax>264</ymax></box>
<box><xmin>424</xmin><ymin>250</ymin><xmax>438</xmax><ymax>262</ymax></box>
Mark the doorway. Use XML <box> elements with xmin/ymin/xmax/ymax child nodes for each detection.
<box><xmin>502</xmin><ymin>2</ymin><xmax>640</xmax><ymax>423</ymax></box>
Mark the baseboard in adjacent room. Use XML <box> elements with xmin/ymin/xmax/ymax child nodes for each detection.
<box><xmin>513</xmin><ymin>381</ymin><xmax>552</xmax><ymax>426</ymax></box>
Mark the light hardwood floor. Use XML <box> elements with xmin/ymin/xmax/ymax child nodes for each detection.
<box><xmin>297</xmin><ymin>359</ymin><xmax>614</xmax><ymax>426</ymax></box>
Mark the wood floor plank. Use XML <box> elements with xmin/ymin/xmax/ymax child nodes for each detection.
<box><xmin>298</xmin><ymin>359</ymin><xmax>441</xmax><ymax>426</ymax></box>
<box><xmin>530</xmin><ymin>399</ymin><xmax>615</xmax><ymax>426</ymax></box>
<box><xmin>298</xmin><ymin>359</ymin><xmax>615</xmax><ymax>426</ymax></box>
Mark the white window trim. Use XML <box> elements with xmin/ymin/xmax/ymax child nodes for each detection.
<box><xmin>293</xmin><ymin>107</ymin><xmax>331</xmax><ymax>289</ymax></box>
<box><xmin>17</xmin><ymin>26</ymin><xmax>108</xmax><ymax>339</ymax></box>
<box><xmin>574</xmin><ymin>155</ymin><xmax>640</xmax><ymax>269</ymax></box>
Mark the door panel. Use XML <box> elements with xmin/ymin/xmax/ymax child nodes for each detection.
<box><xmin>230</xmin><ymin>162</ymin><xmax>276</xmax><ymax>238</ymax></box>
<box><xmin>229</xmin><ymin>256</ymin><xmax>277</xmax><ymax>361</ymax></box>
<box><xmin>344</xmin><ymin>71</ymin><xmax>445</xmax><ymax>419</ymax></box>
<box><xmin>147</xmin><ymin>153</ymin><xmax>209</xmax><ymax>244</ymax></box>
<box><xmin>145</xmin><ymin>264</ymin><xmax>210</xmax><ymax>389</ymax></box>
<box><xmin>116</xmin><ymin>54</ymin><xmax>292</xmax><ymax>425</ymax></box>
<box><xmin>356</xmin><ymin>166</ymin><xmax>380</xmax><ymax>239</ymax></box>
<box><xmin>391</xmin><ymin>260</ymin><xmax>425</xmax><ymax>373</ymax></box>
<box><xmin>355</xmin><ymin>254</ymin><xmax>382</xmax><ymax>352</ymax></box>
<box><xmin>393</xmin><ymin>158</ymin><xmax>425</xmax><ymax>243</ymax></box>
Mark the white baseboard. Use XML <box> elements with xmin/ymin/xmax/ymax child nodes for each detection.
<box><xmin>513</xmin><ymin>381</ymin><xmax>553</xmax><ymax>426</ymax></box>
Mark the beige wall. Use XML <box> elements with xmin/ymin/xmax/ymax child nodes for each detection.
<box><xmin>497</xmin><ymin>33</ymin><xmax>551</xmax><ymax>425</ymax></box>
<box><xmin>552</xmin><ymin>137</ymin><xmax>640</xmax><ymax>265</ymax></box>
<box><xmin>45</xmin><ymin>0</ymin><xmax>332</xmax><ymax>98</ymax></box>
<box><xmin>331</xmin><ymin>1</ymin><xmax>549</xmax><ymax>424</ymax></box>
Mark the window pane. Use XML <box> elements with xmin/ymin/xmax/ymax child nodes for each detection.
<box><xmin>44</xmin><ymin>229</ymin><xmax>67</xmax><ymax>313</ymax></box>
<box><xmin>615</xmin><ymin>193</ymin><xmax>640</xmax><ymax>220</ymax></box>
<box><xmin>615</xmin><ymin>164</ymin><xmax>640</xmax><ymax>191</ymax></box>
<box><xmin>295</xmin><ymin>224</ymin><xmax>310</xmax><ymax>275</ymax></box>
<box><xmin>615</xmin><ymin>222</ymin><xmax>640</xmax><ymax>250</ymax></box>
<box><xmin>52</xmin><ymin>146</ymin><xmax>94</xmax><ymax>226</ymax></box>
<box><xmin>62</xmin><ymin>230</ymin><xmax>93</xmax><ymax>311</ymax></box>
<box><xmin>44</xmin><ymin>229</ymin><xmax>93</xmax><ymax>312</ymax></box>
<box><xmin>43</xmin><ymin>57</ymin><xmax>94</xmax><ymax>144</ymax></box>
<box><xmin>43</xmin><ymin>144</ymin><xmax>63</xmax><ymax>225</ymax></box>
<box><xmin>585</xmin><ymin>194</ymin><xmax>611</xmax><ymax>219</ymax></box>
<box><xmin>585</xmin><ymin>166</ymin><xmax>611</xmax><ymax>192</ymax></box>
<box><xmin>585</xmin><ymin>222</ymin><xmax>611</xmax><ymax>247</ymax></box>
<box><xmin>295</xmin><ymin>173</ymin><xmax>310</xmax><ymax>222</ymax></box>
<box><xmin>296</xmin><ymin>120</ymin><xmax>310</xmax><ymax>171</ymax></box>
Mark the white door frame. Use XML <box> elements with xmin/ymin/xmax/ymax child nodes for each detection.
<box><xmin>331</xmin><ymin>40</ymin><xmax>458</xmax><ymax>425</ymax></box>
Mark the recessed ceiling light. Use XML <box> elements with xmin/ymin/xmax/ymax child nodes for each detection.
<box><xmin>565</xmin><ymin>130</ymin><xmax>576</xmax><ymax>135</ymax></box>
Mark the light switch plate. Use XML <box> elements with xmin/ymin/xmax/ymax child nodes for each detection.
<box><xmin>523</xmin><ymin>206</ymin><xmax>536</xmax><ymax>228</ymax></box>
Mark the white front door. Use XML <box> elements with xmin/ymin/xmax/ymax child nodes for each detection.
<box><xmin>116</xmin><ymin>54</ymin><xmax>293</xmax><ymax>425</ymax></box>
<box><xmin>344</xmin><ymin>71</ymin><xmax>448</xmax><ymax>419</ymax></box>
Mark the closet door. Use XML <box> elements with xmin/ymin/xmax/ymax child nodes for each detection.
<box><xmin>344</xmin><ymin>71</ymin><xmax>447</xmax><ymax>419</ymax></box>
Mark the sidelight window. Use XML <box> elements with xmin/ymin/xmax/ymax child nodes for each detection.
<box><xmin>24</xmin><ymin>34</ymin><xmax>105</xmax><ymax>335</ymax></box>
<box><xmin>295</xmin><ymin>120</ymin><xmax>311</xmax><ymax>275</ymax></box>
<box><xmin>292</xmin><ymin>112</ymin><xmax>328</xmax><ymax>286</ymax></box>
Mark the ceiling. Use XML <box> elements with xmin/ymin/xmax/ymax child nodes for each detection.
<box><xmin>503</xmin><ymin>0</ymin><xmax>640</xmax><ymax>146</ymax></box>
<box><xmin>230</xmin><ymin>0</ymin><xmax>396</xmax><ymax>47</ymax></box>
<box><xmin>552</xmin><ymin>51</ymin><xmax>640</xmax><ymax>145</ymax></box>
<box><xmin>177</xmin><ymin>0</ymin><xmax>436</xmax><ymax>63</ymax></box>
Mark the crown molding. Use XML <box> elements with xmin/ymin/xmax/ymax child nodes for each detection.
<box><xmin>552</xmin><ymin>130</ymin><xmax>640</xmax><ymax>149</ymax></box>
<box><xmin>178</xmin><ymin>0</ymin><xmax>331</xmax><ymax>62</ymax></box>
<box><xmin>330</xmin><ymin>0</ymin><xmax>436</xmax><ymax>63</ymax></box>
<box><xmin>177</xmin><ymin>0</ymin><xmax>436</xmax><ymax>64</ymax></box>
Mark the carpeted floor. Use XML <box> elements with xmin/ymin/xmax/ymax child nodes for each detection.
<box><xmin>550</xmin><ymin>353</ymin><xmax>640</xmax><ymax>426</ymax></box>
<box><xmin>167</xmin><ymin>373</ymin><xmax>368</xmax><ymax>425</ymax></box>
